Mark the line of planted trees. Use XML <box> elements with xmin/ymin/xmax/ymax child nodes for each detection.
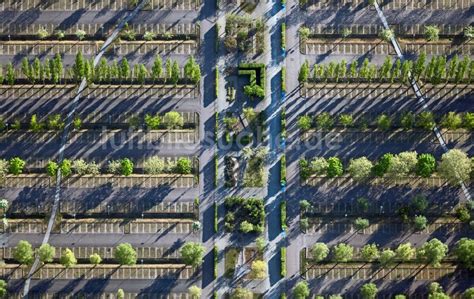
<box><xmin>0</xmin><ymin>53</ymin><xmax>201</xmax><ymax>85</ymax></box>
<box><xmin>299</xmin><ymin>54</ymin><xmax>474</xmax><ymax>84</ymax></box>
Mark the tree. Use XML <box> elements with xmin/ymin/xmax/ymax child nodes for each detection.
<box><xmin>327</xmin><ymin>157</ymin><xmax>343</xmax><ymax>178</ymax></box>
<box><xmin>231</xmin><ymin>288</ymin><xmax>253</xmax><ymax>299</ymax></box>
<box><xmin>395</xmin><ymin>243</ymin><xmax>415</xmax><ymax>261</ymax></box>
<box><xmin>428</xmin><ymin>282</ymin><xmax>449</xmax><ymax>299</ymax></box>
<box><xmin>0</xmin><ymin>279</ymin><xmax>6</xmax><ymax>297</ymax></box>
<box><xmin>75</xmin><ymin>29</ymin><xmax>86</xmax><ymax>40</ymax></box>
<box><xmin>170</xmin><ymin>60</ymin><xmax>180</xmax><ymax>85</ymax></box>
<box><xmin>386</xmin><ymin>151</ymin><xmax>418</xmax><ymax>177</ymax></box>
<box><xmin>143</xmin><ymin>31</ymin><xmax>156</xmax><ymax>41</ymax></box>
<box><xmin>8</xmin><ymin>157</ymin><xmax>25</xmax><ymax>175</ymax></box>
<box><xmin>256</xmin><ymin>237</ymin><xmax>266</xmax><ymax>253</ymax></box>
<box><xmin>360</xmin><ymin>283</ymin><xmax>378</xmax><ymax>299</ymax></box>
<box><xmin>298</xmin><ymin>27</ymin><xmax>311</xmax><ymax>43</ymax></box>
<box><xmin>413</xmin><ymin>52</ymin><xmax>426</xmax><ymax>80</ymax></box>
<box><xmin>457</xmin><ymin>206</ymin><xmax>471</xmax><ymax>223</ymax></box>
<box><xmin>137</xmin><ymin>64</ymin><xmax>148</xmax><ymax>84</ymax></box>
<box><xmin>379</xmin><ymin>29</ymin><xmax>394</xmax><ymax>42</ymax></box>
<box><xmin>417</xmin><ymin>238</ymin><xmax>448</xmax><ymax>267</ymax></box>
<box><xmin>60</xmin><ymin>248</ymin><xmax>77</xmax><ymax>268</ymax></box>
<box><xmin>361</xmin><ymin>244</ymin><xmax>379</xmax><ymax>261</ymax></box>
<box><xmin>37</xmin><ymin>27</ymin><xmax>49</xmax><ymax>39</ymax></box>
<box><xmin>115</xmin><ymin>243</ymin><xmax>137</xmax><ymax>265</ymax></box>
<box><xmin>332</xmin><ymin>243</ymin><xmax>353</xmax><ymax>262</ymax></box>
<box><xmin>425</xmin><ymin>25</ymin><xmax>440</xmax><ymax>42</ymax></box>
<box><xmin>46</xmin><ymin>161</ymin><xmax>58</xmax><ymax>177</ymax></box>
<box><xmin>463</xmin><ymin>112</ymin><xmax>474</xmax><ymax>130</ymax></box>
<box><xmin>293</xmin><ymin>281</ymin><xmax>310</xmax><ymax>299</ymax></box>
<box><xmin>6</xmin><ymin>63</ymin><xmax>14</xmax><ymax>85</ymax></box>
<box><xmin>120</xmin><ymin>58</ymin><xmax>130</xmax><ymax>81</ymax></box>
<box><xmin>13</xmin><ymin>240</ymin><xmax>34</xmax><ymax>265</ymax></box>
<box><xmin>373</xmin><ymin>153</ymin><xmax>393</xmax><ymax>177</ymax></box>
<box><xmin>184</xmin><ymin>56</ymin><xmax>201</xmax><ymax>84</ymax></box>
<box><xmin>117</xmin><ymin>289</ymin><xmax>125</xmax><ymax>299</ymax></box>
<box><xmin>89</xmin><ymin>253</ymin><xmax>102</xmax><ymax>265</ymax></box>
<box><xmin>464</xmin><ymin>288</ymin><xmax>474</xmax><ymax>299</ymax></box>
<box><xmin>251</xmin><ymin>260</ymin><xmax>267</xmax><ymax>279</ymax></box>
<box><xmin>152</xmin><ymin>56</ymin><xmax>163</xmax><ymax>81</ymax></box>
<box><xmin>162</xmin><ymin>111</ymin><xmax>184</xmax><ymax>129</ymax></box>
<box><xmin>315</xmin><ymin>112</ymin><xmax>333</xmax><ymax>130</ymax></box>
<box><xmin>354</xmin><ymin>217</ymin><xmax>369</xmax><ymax>231</ymax></box>
<box><xmin>180</xmin><ymin>242</ymin><xmax>205</xmax><ymax>267</ymax></box>
<box><xmin>347</xmin><ymin>157</ymin><xmax>373</xmax><ymax>180</ymax></box>
<box><xmin>455</xmin><ymin>238</ymin><xmax>474</xmax><ymax>270</ymax></box>
<box><xmin>311</xmin><ymin>242</ymin><xmax>329</xmax><ymax>262</ymax></box>
<box><xmin>297</xmin><ymin>115</ymin><xmax>312</xmax><ymax>131</ymax></box>
<box><xmin>38</xmin><ymin>244</ymin><xmax>56</xmax><ymax>263</ymax></box>
<box><xmin>73</xmin><ymin>52</ymin><xmax>85</xmax><ymax>82</ymax></box>
<box><xmin>413</xmin><ymin>215</ymin><xmax>428</xmax><ymax>231</ymax></box>
<box><xmin>188</xmin><ymin>285</ymin><xmax>201</xmax><ymax>298</ymax></box>
<box><xmin>60</xmin><ymin>159</ymin><xmax>72</xmax><ymax>177</ymax></box>
<box><xmin>300</xmin><ymin>218</ymin><xmax>309</xmax><ymax>231</ymax></box>
<box><xmin>299</xmin><ymin>60</ymin><xmax>310</xmax><ymax>83</ymax></box>
<box><xmin>299</xmin><ymin>200</ymin><xmax>311</xmax><ymax>212</ymax></box>
<box><xmin>438</xmin><ymin>149</ymin><xmax>471</xmax><ymax>184</ymax></box>
<box><xmin>379</xmin><ymin>249</ymin><xmax>395</xmax><ymax>267</ymax></box>
<box><xmin>416</xmin><ymin>153</ymin><xmax>436</xmax><ymax>177</ymax></box>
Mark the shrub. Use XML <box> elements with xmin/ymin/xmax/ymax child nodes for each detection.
<box><xmin>425</xmin><ymin>25</ymin><xmax>440</xmax><ymax>42</ymax></box>
<box><xmin>180</xmin><ymin>242</ymin><xmax>205</xmax><ymax>267</ymax></box>
<box><xmin>386</xmin><ymin>151</ymin><xmax>418</xmax><ymax>177</ymax></box>
<box><xmin>162</xmin><ymin>111</ymin><xmax>184</xmax><ymax>129</ymax></box>
<box><xmin>360</xmin><ymin>283</ymin><xmax>378</xmax><ymax>299</ymax></box>
<box><xmin>293</xmin><ymin>281</ymin><xmax>310</xmax><ymax>298</ymax></box>
<box><xmin>298</xmin><ymin>60</ymin><xmax>310</xmax><ymax>83</ymax></box>
<box><xmin>416</xmin><ymin>111</ymin><xmax>436</xmax><ymax>131</ymax></box>
<box><xmin>379</xmin><ymin>29</ymin><xmax>394</xmax><ymax>42</ymax></box>
<box><xmin>411</xmin><ymin>195</ymin><xmax>428</xmax><ymax>213</ymax></box>
<box><xmin>441</xmin><ymin>112</ymin><xmax>462</xmax><ymax>130</ymax></box>
<box><xmin>60</xmin><ymin>159</ymin><xmax>72</xmax><ymax>177</ymax></box>
<box><xmin>75</xmin><ymin>29</ymin><xmax>86</xmax><ymax>40</ymax></box>
<box><xmin>89</xmin><ymin>253</ymin><xmax>102</xmax><ymax>265</ymax></box>
<box><xmin>281</xmin><ymin>247</ymin><xmax>286</xmax><ymax>277</ymax></box>
<box><xmin>395</xmin><ymin>243</ymin><xmax>415</xmax><ymax>261</ymax></box>
<box><xmin>60</xmin><ymin>248</ymin><xmax>77</xmax><ymax>268</ymax></box>
<box><xmin>38</xmin><ymin>244</ymin><xmax>55</xmax><ymax>263</ymax></box>
<box><xmin>455</xmin><ymin>238</ymin><xmax>474</xmax><ymax>270</ymax></box>
<box><xmin>315</xmin><ymin>112</ymin><xmax>333</xmax><ymax>130</ymax></box>
<box><xmin>251</xmin><ymin>260</ymin><xmax>267</xmax><ymax>279</ymax></box>
<box><xmin>144</xmin><ymin>113</ymin><xmax>161</xmax><ymax>129</ymax></box>
<box><xmin>46</xmin><ymin>161</ymin><xmax>58</xmax><ymax>177</ymax></box>
<box><xmin>327</xmin><ymin>157</ymin><xmax>343</xmax><ymax>177</ymax></box>
<box><xmin>300</xmin><ymin>218</ymin><xmax>309</xmax><ymax>231</ymax></box>
<box><xmin>120</xmin><ymin>158</ymin><xmax>134</xmax><ymax>176</ymax></box>
<box><xmin>400</xmin><ymin>112</ymin><xmax>415</xmax><ymax>129</ymax></box>
<box><xmin>143</xmin><ymin>157</ymin><xmax>165</xmax><ymax>174</ymax></box>
<box><xmin>240</xmin><ymin>220</ymin><xmax>254</xmax><ymax>233</ymax></box>
<box><xmin>457</xmin><ymin>206</ymin><xmax>471</xmax><ymax>223</ymax></box>
<box><xmin>339</xmin><ymin>114</ymin><xmax>354</xmax><ymax>127</ymax></box>
<box><xmin>9</xmin><ymin>157</ymin><xmax>26</xmax><ymax>175</ymax></box>
<box><xmin>376</xmin><ymin>114</ymin><xmax>392</xmax><ymax>130</ymax></box>
<box><xmin>175</xmin><ymin>157</ymin><xmax>192</xmax><ymax>174</ymax></box>
<box><xmin>417</xmin><ymin>238</ymin><xmax>448</xmax><ymax>267</ymax></box>
<box><xmin>379</xmin><ymin>249</ymin><xmax>395</xmax><ymax>267</ymax></box>
<box><xmin>463</xmin><ymin>112</ymin><xmax>474</xmax><ymax>130</ymax></box>
<box><xmin>310</xmin><ymin>157</ymin><xmax>328</xmax><ymax>175</ymax></box>
<box><xmin>280</xmin><ymin>201</ymin><xmax>287</xmax><ymax>230</ymax></box>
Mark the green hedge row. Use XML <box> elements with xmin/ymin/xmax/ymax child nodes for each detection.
<box><xmin>238</xmin><ymin>63</ymin><xmax>266</xmax><ymax>98</ymax></box>
<box><xmin>215</xmin><ymin>68</ymin><xmax>219</xmax><ymax>98</ymax></box>
<box><xmin>281</xmin><ymin>247</ymin><xmax>287</xmax><ymax>277</ymax></box>
<box><xmin>214</xmin><ymin>202</ymin><xmax>218</xmax><ymax>233</ymax></box>
<box><xmin>214</xmin><ymin>153</ymin><xmax>218</xmax><ymax>188</ymax></box>
<box><xmin>281</xmin><ymin>108</ymin><xmax>287</xmax><ymax>139</ymax></box>
<box><xmin>214</xmin><ymin>245</ymin><xmax>218</xmax><ymax>279</ymax></box>
<box><xmin>280</xmin><ymin>154</ymin><xmax>286</xmax><ymax>185</ymax></box>
<box><xmin>281</xmin><ymin>67</ymin><xmax>286</xmax><ymax>93</ymax></box>
<box><xmin>281</xmin><ymin>23</ymin><xmax>286</xmax><ymax>51</ymax></box>
<box><xmin>280</xmin><ymin>201</ymin><xmax>287</xmax><ymax>231</ymax></box>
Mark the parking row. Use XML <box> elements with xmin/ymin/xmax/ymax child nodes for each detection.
<box><xmin>0</xmin><ymin>23</ymin><xmax>199</xmax><ymax>38</ymax></box>
<box><xmin>306</xmin><ymin>219</ymin><xmax>467</xmax><ymax>234</ymax></box>
<box><xmin>0</xmin><ymin>41</ymin><xmax>197</xmax><ymax>56</ymax></box>
<box><xmin>302</xmin><ymin>130</ymin><xmax>473</xmax><ymax>145</ymax></box>
<box><xmin>305</xmin><ymin>263</ymin><xmax>459</xmax><ymax>280</ymax></box>
<box><xmin>308</xmin><ymin>24</ymin><xmax>467</xmax><ymax>37</ymax></box>
<box><xmin>0</xmin><ymin>0</ymin><xmax>200</xmax><ymax>11</ymax></box>
<box><xmin>59</xmin><ymin>200</ymin><xmax>196</xmax><ymax>215</ymax></box>
<box><xmin>0</xmin><ymin>85</ymin><xmax>199</xmax><ymax>101</ymax></box>
<box><xmin>1</xmin><ymin>264</ymin><xmax>195</xmax><ymax>280</ymax></box>
<box><xmin>303</xmin><ymin>40</ymin><xmax>473</xmax><ymax>55</ymax></box>
<box><xmin>3</xmin><ymin>219</ymin><xmax>194</xmax><ymax>234</ymax></box>
<box><xmin>304</xmin><ymin>176</ymin><xmax>449</xmax><ymax>188</ymax></box>
<box><xmin>301</xmin><ymin>84</ymin><xmax>472</xmax><ymax>102</ymax></box>
<box><xmin>0</xmin><ymin>174</ymin><xmax>196</xmax><ymax>189</ymax></box>
<box><xmin>7</xmin><ymin>293</ymin><xmax>192</xmax><ymax>299</ymax></box>
<box><xmin>1</xmin><ymin>246</ymin><xmax>181</xmax><ymax>260</ymax></box>
<box><xmin>307</xmin><ymin>0</ymin><xmax>470</xmax><ymax>10</ymax></box>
